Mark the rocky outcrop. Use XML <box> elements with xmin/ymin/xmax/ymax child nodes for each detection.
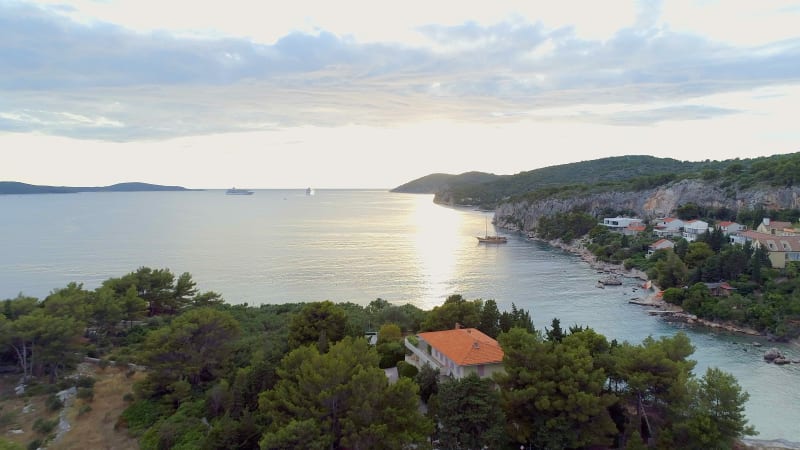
<box><xmin>494</xmin><ymin>179</ymin><xmax>800</xmax><ymax>231</ymax></box>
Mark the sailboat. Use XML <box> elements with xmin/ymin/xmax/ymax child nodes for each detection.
<box><xmin>477</xmin><ymin>217</ymin><xmax>507</xmax><ymax>243</ymax></box>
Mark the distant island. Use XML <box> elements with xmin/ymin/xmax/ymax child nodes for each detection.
<box><xmin>0</xmin><ymin>181</ymin><xmax>196</xmax><ymax>195</ymax></box>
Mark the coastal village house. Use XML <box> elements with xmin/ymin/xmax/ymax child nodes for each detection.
<box><xmin>600</xmin><ymin>217</ymin><xmax>644</xmax><ymax>234</ymax></box>
<box><xmin>756</xmin><ymin>218</ymin><xmax>797</xmax><ymax>236</ymax></box>
<box><xmin>703</xmin><ymin>282</ymin><xmax>737</xmax><ymax>297</ymax></box>
<box><xmin>732</xmin><ymin>230</ymin><xmax>800</xmax><ymax>269</ymax></box>
<box><xmin>716</xmin><ymin>221</ymin><xmax>746</xmax><ymax>235</ymax></box>
<box><xmin>681</xmin><ymin>219</ymin><xmax>710</xmax><ymax>242</ymax></box>
<box><xmin>624</xmin><ymin>223</ymin><xmax>647</xmax><ymax>236</ymax></box>
<box><xmin>404</xmin><ymin>327</ymin><xmax>504</xmax><ymax>380</ymax></box>
<box><xmin>647</xmin><ymin>238</ymin><xmax>675</xmax><ymax>257</ymax></box>
<box><xmin>654</xmin><ymin>217</ymin><xmax>684</xmax><ymax>237</ymax></box>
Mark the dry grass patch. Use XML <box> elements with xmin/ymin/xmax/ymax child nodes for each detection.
<box><xmin>0</xmin><ymin>379</ymin><xmax>59</xmax><ymax>449</ymax></box>
<box><xmin>49</xmin><ymin>365</ymin><xmax>143</xmax><ymax>450</ymax></box>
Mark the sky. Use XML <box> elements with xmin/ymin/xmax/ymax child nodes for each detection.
<box><xmin>1</xmin><ymin>0</ymin><xmax>799</xmax><ymax>189</ymax></box>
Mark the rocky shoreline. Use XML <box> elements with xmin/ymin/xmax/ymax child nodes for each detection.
<box><xmin>539</xmin><ymin>237</ymin><xmax>765</xmax><ymax>338</ymax></box>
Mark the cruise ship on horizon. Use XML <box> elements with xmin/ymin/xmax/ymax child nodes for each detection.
<box><xmin>226</xmin><ymin>187</ymin><xmax>254</xmax><ymax>195</ymax></box>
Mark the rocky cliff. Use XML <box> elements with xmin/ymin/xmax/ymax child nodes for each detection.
<box><xmin>494</xmin><ymin>179</ymin><xmax>800</xmax><ymax>231</ymax></box>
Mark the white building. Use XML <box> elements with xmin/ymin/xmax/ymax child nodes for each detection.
<box><xmin>601</xmin><ymin>217</ymin><xmax>643</xmax><ymax>233</ymax></box>
<box><xmin>647</xmin><ymin>238</ymin><xmax>675</xmax><ymax>257</ymax></box>
<box><xmin>654</xmin><ymin>217</ymin><xmax>684</xmax><ymax>237</ymax></box>
<box><xmin>404</xmin><ymin>327</ymin><xmax>505</xmax><ymax>380</ymax></box>
<box><xmin>682</xmin><ymin>220</ymin><xmax>710</xmax><ymax>242</ymax></box>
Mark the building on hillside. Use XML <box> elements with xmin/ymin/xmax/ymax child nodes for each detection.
<box><xmin>716</xmin><ymin>221</ymin><xmax>746</xmax><ymax>235</ymax></box>
<box><xmin>404</xmin><ymin>327</ymin><xmax>504</xmax><ymax>379</ymax></box>
<box><xmin>600</xmin><ymin>217</ymin><xmax>644</xmax><ymax>233</ymax></box>
<box><xmin>647</xmin><ymin>239</ymin><xmax>675</xmax><ymax>257</ymax></box>
<box><xmin>756</xmin><ymin>218</ymin><xmax>797</xmax><ymax>236</ymax></box>
<box><xmin>654</xmin><ymin>217</ymin><xmax>684</xmax><ymax>238</ymax></box>
<box><xmin>733</xmin><ymin>230</ymin><xmax>800</xmax><ymax>269</ymax></box>
<box><xmin>703</xmin><ymin>282</ymin><xmax>737</xmax><ymax>297</ymax></box>
<box><xmin>624</xmin><ymin>223</ymin><xmax>647</xmax><ymax>236</ymax></box>
<box><xmin>682</xmin><ymin>220</ymin><xmax>710</xmax><ymax>242</ymax></box>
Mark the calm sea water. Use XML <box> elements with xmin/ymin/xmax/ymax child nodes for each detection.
<box><xmin>0</xmin><ymin>189</ymin><xmax>797</xmax><ymax>441</ymax></box>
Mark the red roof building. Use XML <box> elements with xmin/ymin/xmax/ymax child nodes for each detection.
<box><xmin>405</xmin><ymin>327</ymin><xmax>505</xmax><ymax>379</ymax></box>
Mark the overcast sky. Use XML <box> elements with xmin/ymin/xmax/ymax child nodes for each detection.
<box><xmin>2</xmin><ymin>0</ymin><xmax>799</xmax><ymax>188</ymax></box>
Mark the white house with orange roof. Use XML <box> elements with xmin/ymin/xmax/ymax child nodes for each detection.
<box><xmin>716</xmin><ymin>221</ymin><xmax>746</xmax><ymax>235</ymax></box>
<box><xmin>624</xmin><ymin>223</ymin><xmax>647</xmax><ymax>236</ymax></box>
<box><xmin>404</xmin><ymin>327</ymin><xmax>504</xmax><ymax>379</ymax></box>
<box><xmin>654</xmin><ymin>217</ymin><xmax>684</xmax><ymax>237</ymax></box>
<box><xmin>682</xmin><ymin>220</ymin><xmax>710</xmax><ymax>242</ymax></box>
<box><xmin>647</xmin><ymin>238</ymin><xmax>675</xmax><ymax>257</ymax></box>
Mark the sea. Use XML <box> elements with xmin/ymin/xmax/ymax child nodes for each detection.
<box><xmin>0</xmin><ymin>189</ymin><xmax>798</xmax><ymax>443</ymax></box>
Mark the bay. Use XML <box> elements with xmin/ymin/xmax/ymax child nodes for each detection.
<box><xmin>0</xmin><ymin>189</ymin><xmax>798</xmax><ymax>442</ymax></box>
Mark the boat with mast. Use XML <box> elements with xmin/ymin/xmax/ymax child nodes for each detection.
<box><xmin>477</xmin><ymin>217</ymin><xmax>507</xmax><ymax>243</ymax></box>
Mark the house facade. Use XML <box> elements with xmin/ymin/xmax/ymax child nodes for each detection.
<box><xmin>654</xmin><ymin>218</ymin><xmax>684</xmax><ymax>237</ymax></box>
<box><xmin>624</xmin><ymin>223</ymin><xmax>647</xmax><ymax>236</ymax></box>
<box><xmin>601</xmin><ymin>217</ymin><xmax>644</xmax><ymax>233</ymax></box>
<box><xmin>716</xmin><ymin>221</ymin><xmax>746</xmax><ymax>235</ymax></box>
<box><xmin>733</xmin><ymin>230</ymin><xmax>800</xmax><ymax>269</ymax></box>
<box><xmin>404</xmin><ymin>327</ymin><xmax>504</xmax><ymax>379</ymax></box>
<box><xmin>756</xmin><ymin>218</ymin><xmax>797</xmax><ymax>236</ymax></box>
<box><xmin>647</xmin><ymin>239</ymin><xmax>675</xmax><ymax>257</ymax></box>
<box><xmin>682</xmin><ymin>220</ymin><xmax>710</xmax><ymax>242</ymax></box>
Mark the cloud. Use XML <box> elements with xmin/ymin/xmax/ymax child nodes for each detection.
<box><xmin>1</xmin><ymin>1</ymin><xmax>799</xmax><ymax>141</ymax></box>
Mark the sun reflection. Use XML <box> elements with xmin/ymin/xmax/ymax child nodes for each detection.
<box><xmin>407</xmin><ymin>195</ymin><xmax>462</xmax><ymax>307</ymax></box>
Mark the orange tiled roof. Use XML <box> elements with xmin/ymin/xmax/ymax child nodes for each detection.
<box><xmin>627</xmin><ymin>224</ymin><xmax>646</xmax><ymax>231</ymax></box>
<box><xmin>418</xmin><ymin>328</ymin><xmax>504</xmax><ymax>366</ymax></box>
<box><xmin>764</xmin><ymin>220</ymin><xmax>792</xmax><ymax>230</ymax></box>
<box><xmin>650</xmin><ymin>238</ymin><xmax>673</xmax><ymax>248</ymax></box>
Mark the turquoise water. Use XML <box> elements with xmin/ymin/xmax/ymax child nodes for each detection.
<box><xmin>0</xmin><ymin>189</ymin><xmax>797</xmax><ymax>441</ymax></box>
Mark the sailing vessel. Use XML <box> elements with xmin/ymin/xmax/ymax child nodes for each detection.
<box><xmin>477</xmin><ymin>217</ymin><xmax>507</xmax><ymax>243</ymax></box>
<box><xmin>306</xmin><ymin>187</ymin><xmax>315</xmax><ymax>196</ymax></box>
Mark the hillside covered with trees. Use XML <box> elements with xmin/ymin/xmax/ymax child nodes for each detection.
<box><xmin>394</xmin><ymin>152</ymin><xmax>800</xmax><ymax>209</ymax></box>
<box><xmin>0</xmin><ymin>268</ymin><xmax>757</xmax><ymax>449</ymax></box>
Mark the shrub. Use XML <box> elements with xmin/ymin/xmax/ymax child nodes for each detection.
<box><xmin>122</xmin><ymin>393</ymin><xmax>135</xmax><ymax>402</ymax></box>
<box><xmin>75</xmin><ymin>376</ymin><xmax>96</xmax><ymax>388</ymax></box>
<box><xmin>24</xmin><ymin>383</ymin><xmax>58</xmax><ymax>397</ymax></box>
<box><xmin>77</xmin><ymin>388</ymin><xmax>94</xmax><ymax>402</ymax></box>
<box><xmin>45</xmin><ymin>395</ymin><xmax>63</xmax><ymax>412</ymax></box>
<box><xmin>27</xmin><ymin>439</ymin><xmax>42</xmax><ymax>450</ymax></box>
<box><xmin>0</xmin><ymin>407</ymin><xmax>18</xmax><ymax>428</ymax></box>
<box><xmin>118</xmin><ymin>399</ymin><xmax>164</xmax><ymax>435</ymax></box>
<box><xmin>397</xmin><ymin>361</ymin><xmax>419</xmax><ymax>378</ymax></box>
<box><xmin>78</xmin><ymin>404</ymin><xmax>92</xmax><ymax>417</ymax></box>
<box><xmin>32</xmin><ymin>417</ymin><xmax>57</xmax><ymax>434</ymax></box>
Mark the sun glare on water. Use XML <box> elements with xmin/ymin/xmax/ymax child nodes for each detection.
<box><xmin>407</xmin><ymin>195</ymin><xmax>463</xmax><ymax>307</ymax></box>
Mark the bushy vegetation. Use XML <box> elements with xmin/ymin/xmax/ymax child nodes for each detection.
<box><xmin>0</xmin><ymin>267</ymin><xmax>759</xmax><ymax>449</ymax></box>
<box><xmin>416</xmin><ymin>152</ymin><xmax>800</xmax><ymax>208</ymax></box>
<box><xmin>532</xmin><ymin>206</ymin><xmax>800</xmax><ymax>339</ymax></box>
